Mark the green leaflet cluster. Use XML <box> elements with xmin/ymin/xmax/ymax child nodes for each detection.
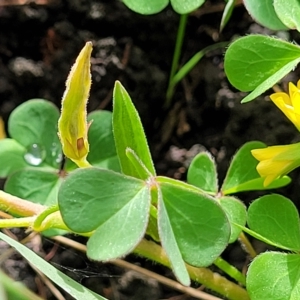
<box><xmin>1</xmin><ymin>81</ymin><xmax>299</xmax><ymax>298</ymax></box>
<box><xmin>58</xmin><ymin>82</ymin><xmax>232</xmax><ymax>285</ymax></box>
<box><xmin>0</xmin><ymin>100</ymin><xmax>119</xmax><ymax>235</ymax></box>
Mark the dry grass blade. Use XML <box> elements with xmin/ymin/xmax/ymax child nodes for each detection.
<box><xmin>52</xmin><ymin>236</ymin><xmax>223</xmax><ymax>300</ymax></box>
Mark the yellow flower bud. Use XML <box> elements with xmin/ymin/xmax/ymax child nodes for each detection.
<box><xmin>270</xmin><ymin>80</ymin><xmax>300</xmax><ymax>130</ymax></box>
<box><xmin>251</xmin><ymin>143</ymin><xmax>300</xmax><ymax>186</ymax></box>
<box><xmin>58</xmin><ymin>42</ymin><xmax>92</xmax><ymax>168</ymax></box>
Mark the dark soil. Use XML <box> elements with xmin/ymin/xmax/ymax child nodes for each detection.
<box><xmin>1</xmin><ymin>1</ymin><xmax>300</xmax><ymax>299</ymax></box>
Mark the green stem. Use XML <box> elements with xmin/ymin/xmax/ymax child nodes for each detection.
<box><xmin>214</xmin><ymin>256</ymin><xmax>246</xmax><ymax>286</ymax></box>
<box><xmin>75</xmin><ymin>158</ymin><xmax>92</xmax><ymax>168</ymax></box>
<box><xmin>0</xmin><ymin>217</ymin><xmax>34</xmax><ymax>228</ymax></box>
<box><xmin>239</xmin><ymin>232</ymin><xmax>257</xmax><ymax>258</ymax></box>
<box><xmin>135</xmin><ymin>239</ymin><xmax>249</xmax><ymax>300</ymax></box>
<box><xmin>0</xmin><ymin>190</ymin><xmax>44</xmax><ymax>217</ymax></box>
<box><xmin>32</xmin><ymin>205</ymin><xmax>59</xmax><ymax>231</ymax></box>
<box><xmin>166</xmin><ymin>13</ymin><xmax>188</xmax><ymax>107</ymax></box>
<box><xmin>172</xmin><ymin>42</ymin><xmax>228</xmax><ymax>86</ymax></box>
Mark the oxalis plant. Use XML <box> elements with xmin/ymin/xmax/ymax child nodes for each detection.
<box><xmin>1</xmin><ymin>4</ymin><xmax>300</xmax><ymax>296</ymax></box>
<box><xmin>223</xmin><ymin>1</ymin><xmax>300</xmax><ymax>300</ymax></box>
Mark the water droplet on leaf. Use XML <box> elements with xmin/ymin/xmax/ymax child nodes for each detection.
<box><xmin>24</xmin><ymin>143</ymin><xmax>46</xmax><ymax>166</ymax></box>
<box><xmin>50</xmin><ymin>143</ymin><xmax>63</xmax><ymax>166</ymax></box>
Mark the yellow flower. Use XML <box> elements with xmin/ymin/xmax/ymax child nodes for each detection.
<box><xmin>251</xmin><ymin>143</ymin><xmax>300</xmax><ymax>186</ymax></box>
<box><xmin>58</xmin><ymin>42</ymin><xmax>92</xmax><ymax>168</ymax></box>
<box><xmin>270</xmin><ymin>80</ymin><xmax>300</xmax><ymax>130</ymax></box>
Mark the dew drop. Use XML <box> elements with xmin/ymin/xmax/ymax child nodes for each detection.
<box><xmin>50</xmin><ymin>142</ymin><xmax>63</xmax><ymax>165</ymax></box>
<box><xmin>24</xmin><ymin>143</ymin><xmax>46</xmax><ymax>166</ymax></box>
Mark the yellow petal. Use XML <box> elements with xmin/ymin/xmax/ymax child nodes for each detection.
<box><xmin>252</xmin><ymin>142</ymin><xmax>300</xmax><ymax>186</ymax></box>
<box><xmin>291</xmin><ymin>90</ymin><xmax>300</xmax><ymax>114</ymax></box>
<box><xmin>264</xmin><ymin>175</ymin><xmax>278</xmax><ymax>187</ymax></box>
<box><xmin>252</xmin><ymin>145</ymin><xmax>290</xmax><ymax>161</ymax></box>
<box><xmin>270</xmin><ymin>91</ymin><xmax>292</xmax><ymax>106</ymax></box>
<box><xmin>270</xmin><ymin>93</ymin><xmax>299</xmax><ymax>127</ymax></box>
<box><xmin>257</xmin><ymin>159</ymin><xmax>288</xmax><ymax>177</ymax></box>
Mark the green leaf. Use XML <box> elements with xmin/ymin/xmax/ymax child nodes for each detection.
<box><xmin>157</xmin><ymin>176</ymin><xmax>230</xmax><ymax>267</ymax></box>
<box><xmin>158</xmin><ymin>188</ymin><xmax>190</xmax><ymax>286</ymax></box>
<box><xmin>4</xmin><ymin>168</ymin><xmax>65</xmax><ymax>237</ymax></box>
<box><xmin>224</xmin><ymin>35</ymin><xmax>300</xmax><ymax>96</ymax></box>
<box><xmin>8</xmin><ymin>99</ymin><xmax>62</xmax><ymax>168</ymax></box>
<box><xmin>274</xmin><ymin>0</ymin><xmax>300</xmax><ymax>31</ymax></box>
<box><xmin>247</xmin><ymin>252</ymin><xmax>300</xmax><ymax>300</ymax></box>
<box><xmin>4</xmin><ymin>169</ymin><xmax>61</xmax><ymax>207</ymax></box>
<box><xmin>0</xmin><ymin>269</ymin><xmax>43</xmax><ymax>300</ymax></box>
<box><xmin>243</xmin><ymin>0</ymin><xmax>288</xmax><ymax>30</ymax></box>
<box><xmin>87</xmin><ymin>110</ymin><xmax>120</xmax><ymax>172</ymax></box>
<box><xmin>222</xmin><ymin>141</ymin><xmax>266</xmax><ymax>194</ymax></box>
<box><xmin>0</xmin><ymin>139</ymin><xmax>27</xmax><ymax>177</ymax></box>
<box><xmin>126</xmin><ymin>148</ymin><xmax>153</xmax><ymax>180</ymax></box>
<box><xmin>247</xmin><ymin>194</ymin><xmax>300</xmax><ymax>251</ymax></box>
<box><xmin>0</xmin><ymin>232</ymin><xmax>106</xmax><ymax>300</ymax></box>
<box><xmin>220</xmin><ymin>0</ymin><xmax>236</xmax><ymax>32</ymax></box>
<box><xmin>170</xmin><ymin>0</ymin><xmax>205</xmax><ymax>14</ymax></box>
<box><xmin>187</xmin><ymin>152</ymin><xmax>218</xmax><ymax>194</ymax></box>
<box><xmin>122</xmin><ymin>0</ymin><xmax>206</xmax><ymax>14</ymax></box>
<box><xmin>64</xmin><ymin>110</ymin><xmax>120</xmax><ymax>172</ymax></box>
<box><xmin>146</xmin><ymin>205</ymin><xmax>160</xmax><ymax>242</ymax></box>
<box><xmin>58</xmin><ymin>168</ymin><xmax>151</xmax><ymax>260</ymax></box>
<box><xmin>219</xmin><ymin>196</ymin><xmax>247</xmax><ymax>243</ymax></box>
<box><xmin>112</xmin><ymin>81</ymin><xmax>155</xmax><ymax>179</ymax></box>
<box><xmin>122</xmin><ymin>0</ymin><xmax>168</xmax><ymax>14</ymax></box>
<box><xmin>241</xmin><ymin>58</ymin><xmax>300</xmax><ymax>103</ymax></box>
<box><xmin>221</xmin><ymin>141</ymin><xmax>290</xmax><ymax>193</ymax></box>
<box><xmin>222</xmin><ymin>176</ymin><xmax>291</xmax><ymax>194</ymax></box>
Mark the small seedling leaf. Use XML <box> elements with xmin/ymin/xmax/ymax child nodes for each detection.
<box><xmin>8</xmin><ymin>99</ymin><xmax>61</xmax><ymax>168</ymax></box>
<box><xmin>247</xmin><ymin>194</ymin><xmax>300</xmax><ymax>251</ymax></box>
<box><xmin>219</xmin><ymin>196</ymin><xmax>247</xmax><ymax>243</ymax></box>
<box><xmin>0</xmin><ymin>232</ymin><xmax>106</xmax><ymax>300</ymax></box>
<box><xmin>247</xmin><ymin>252</ymin><xmax>300</xmax><ymax>300</ymax></box>
<box><xmin>113</xmin><ymin>81</ymin><xmax>155</xmax><ymax>179</ymax></box>
<box><xmin>224</xmin><ymin>35</ymin><xmax>300</xmax><ymax>97</ymax></box>
<box><xmin>244</xmin><ymin>0</ymin><xmax>288</xmax><ymax>30</ymax></box>
<box><xmin>158</xmin><ymin>176</ymin><xmax>230</xmax><ymax>267</ymax></box>
<box><xmin>187</xmin><ymin>152</ymin><xmax>218</xmax><ymax>194</ymax></box>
